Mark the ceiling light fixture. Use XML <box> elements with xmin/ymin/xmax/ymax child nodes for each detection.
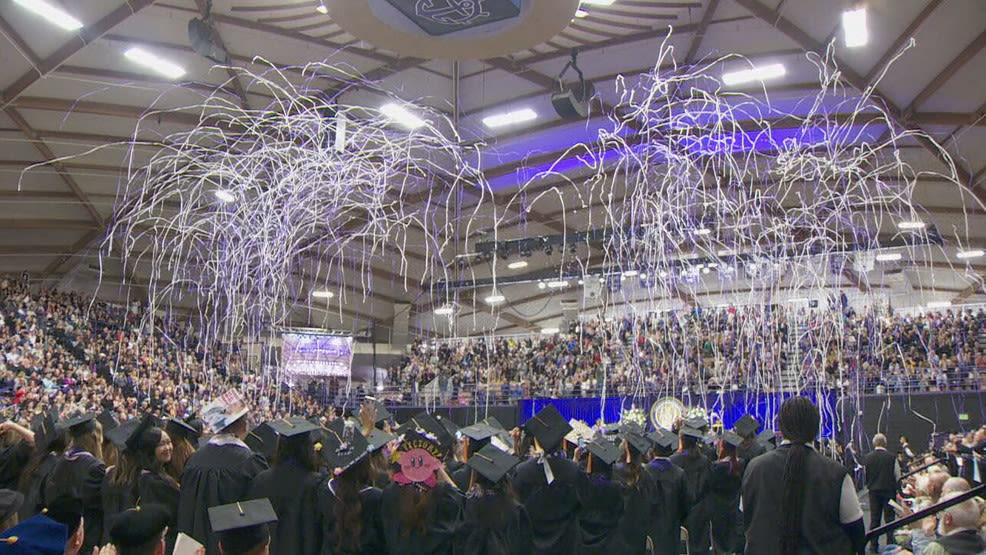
<box><xmin>957</xmin><ymin>249</ymin><xmax>985</xmax><ymax>259</ymax></box>
<box><xmin>842</xmin><ymin>6</ymin><xmax>869</xmax><ymax>48</ymax></box>
<box><xmin>896</xmin><ymin>220</ymin><xmax>925</xmax><ymax>231</ymax></box>
<box><xmin>574</xmin><ymin>8</ymin><xmax>589</xmax><ymax>18</ymax></box>
<box><xmin>316</xmin><ymin>3</ymin><xmax>328</xmax><ymax>14</ymax></box>
<box><xmin>926</xmin><ymin>301</ymin><xmax>952</xmax><ymax>309</ymax></box>
<box><xmin>537</xmin><ymin>281</ymin><xmax>546</xmax><ymax>289</ymax></box>
<box><xmin>540</xmin><ymin>327</ymin><xmax>560</xmax><ymax>334</ymax></box>
<box><xmin>547</xmin><ymin>280</ymin><xmax>568</xmax><ymax>288</ymax></box>
<box><xmin>124</xmin><ymin>47</ymin><xmax>187</xmax><ymax>79</ymax></box>
<box><xmin>622</xmin><ymin>270</ymin><xmax>639</xmax><ymax>278</ymax></box>
<box><xmin>484</xmin><ymin>292</ymin><xmax>506</xmax><ymax>305</ymax></box>
<box><xmin>722</xmin><ymin>63</ymin><xmax>786</xmax><ymax>86</ymax></box>
<box><xmin>12</xmin><ymin>0</ymin><xmax>83</xmax><ymax>31</ymax></box>
<box><xmin>507</xmin><ymin>260</ymin><xmax>528</xmax><ymax>270</ymax></box>
<box><xmin>434</xmin><ymin>305</ymin><xmax>455</xmax><ymax>316</ymax></box>
<box><xmin>312</xmin><ymin>290</ymin><xmax>335</xmax><ymax>299</ymax></box>
<box><xmin>214</xmin><ymin>189</ymin><xmax>236</xmax><ymax>203</ymax></box>
<box><xmin>483</xmin><ymin>108</ymin><xmax>537</xmax><ymax>128</ymax></box>
<box><xmin>694</xmin><ymin>227</ymin><xmax>712</xmax><ymax>236</ymax></box>
<box><xmin>875</xmin><ymin>252</ymin><xmax>902</xmax><ymax>262</ymax></box>
<box><xmin>381</xmin><ymin>102</ymin><xmax>426</xmax><ymax>129</ymax></box>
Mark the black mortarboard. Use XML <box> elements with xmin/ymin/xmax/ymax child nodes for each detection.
<box><xmin>0</xmin><ymin>489</ymin><xmax>23</xmax><ymax>524</ymax></box>
<box><xmin>396</xmin><ymin>412</ymin><xmax>453</xmax><ymax>452</ymax></box>
<box><xmin>166</xmin><ymin>419</ymin><xmax>201</xmax><ymax>444</ymax></box>
<box><xmin>208</xmin><ymin>498</ymin><xmax>277</xmax><ymax>553</ymax></box>
<box><xmin>365</xmin><ymin>398</ymin><xmax>391</xmax><ymax>424</ymax></box>
<box><xmin>619</xmin><ymin>421</ymin><xmax>645</xmax><ymax>436</ymax></box>
<box><xmin>467</xmin><ymin>444</ymin><xmax>520</xmax><ymax>483</ymax></box>
<box><xmin>367</xmin><ymin>429</ymin><xmax>396</xmax><ymax>453</ymax></box>
<box><xmin>585</xmin><ymin>437</ymin><xmax>621</xmax><ymax>466</ymax></box>
<box><xmin>720</xmin><ymin>431</ymin><xmax>744</xmax><ymax>448</ymax></box>
<box><xmin>104</xmin><ymin>418</ymin><xmax>140</xmax><ymax>451</ymax></box>
<box><xmin>61</xmin><ymin>413</ymin><xmax>95</xmax><ymax>432</ymax></box>
<box><xmin>436</xmin><ymin>414</ymin><xmax>459</xmax><ymax>438</ymax></box>
<box><xmin>460</xmin><ymin>422</ymin><xmax>498</xmax><ymax>441</ymax></box>
<box><xmin>245</xmin><ymin>423</ymin><xmax>277</xmax><ymax>461</ymax></box>
<box><xmin>523</xmin><ymin>405</ymin><xmax>571</xmax><ymax>452</ymax></box>
<box><xmin>600</xmin><ymin>423</ymin><xmax>620</xmax><ymax>436</ymax></box>
<box><xmin>621</xmin><ymin>429</ymin><xmax>653</xmax><ymax>455</ymax></box>
<box><xmin>31</xmin><ymin>412</ymin><xmax>59</xmax><ymax>451</ymax></box>
<box><xmin>757</xmin><ymin>429</ymin><xmax>778</xmax><ymax>446</ymax></box>
<box><xmin>680</xmin><ymin>425</ymin><xmax>705</xmax><ymax>440</ymax></box>
<box><xmin>484</xmin><ymin>417</ymin><xmax>506</xmax><ymax>431</ymax></box>
<box><xmin>125</xmin><ymin>414</ymin><xmax>157</xmax><ymax>453</ymax></box>
<box><xmin>685</xmin><ymin>416</ymin><xmax>708</xmax><ymax>431</ymax></box>
<box><xmin>97</xmin><ymin>411</ymin><xmax>118</xmax><ymax>435</ymax></box>
<box><xmin>647</xmin><ymin>428</ymin><xmax>677</xmax><ymax>449</ymax></box>
<box><xmin>734</xmin><ymin>415</ymin><xmax>760</xmax><ymax>437</ymax></box>
<box><xmin>108</xmin><ymin>504</ymin><xmax>170</xmax><ymax>549</ymax></box>
<box><xmin>319</xmin><ymin>418</ymin><xmax>369</xmax><ymax>472</ymax></box>
<box><xmin>267</xmin><ymin>417</ymin><xmax>319</xmax><ymax>438</ymax></box>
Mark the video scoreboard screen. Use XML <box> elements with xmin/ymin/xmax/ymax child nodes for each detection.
<box><xmin>280</xmin><ymin>332</ymin><xmax>353</xmax><ymax>378</ymax></box>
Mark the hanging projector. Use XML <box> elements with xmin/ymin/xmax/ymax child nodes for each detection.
<box><xmin>188</xmin><ymin>17</ymin><xmax>229</xmax><ymax>65</ymax></box>
<box><xmin>551</xmin><ymin>49</ymin><xmax>594</xmax><ymax>119</ymax></box>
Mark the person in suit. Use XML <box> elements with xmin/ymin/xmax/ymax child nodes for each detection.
<box><xmin>864</xmin><ymin>433</ymin><xmax>900</xmax><ymax>552</ymax></box>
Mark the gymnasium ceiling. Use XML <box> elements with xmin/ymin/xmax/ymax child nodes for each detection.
<box><xmin>0</xmin><ymin>0</ymin><xmax>985</xmax><ymax>339</ymax></box>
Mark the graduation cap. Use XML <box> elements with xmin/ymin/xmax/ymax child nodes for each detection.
<box><xmin>719</xmin><ymin>431</ymin><xmax>744</xmax><ymax>448</ymax></box>
<box><xmin>165</xmin><ymin>418</ymin><xmax>201</xmax><ymax>444</ymax></box>
<box><xmin>61</xmin><ymin>413</ymin><xmax>95</xmax><ymax>434</ymax></box>
<box><xmin>124</xmin><ymin>414</ymin><xmax>158</xmax><ymax>453</ymax></box>
<box><xmin>364</xmin><ymin>398</ymin><xmax>391</xmax><ymax>424</ymax></box>
<box><xmin>208</xmin><ymin>499</ymin><xmax>277</xmax><ymax>554</ymax></box>
<box><xmin>30</xmin><ymin>412</ymin><xmax>59</xmax><ymax>451</ymax></box>
<box><xmin>564</xmin><ymin>419</ymin><xmax>594</xmax><ymax>446</ymax></box>
<box><xmin>245</xmin><ymin>423</ymin><xmax>277</xmax><ymax>461</ymax></box>
<box><xmin>201</xmin><ymin>390</ymin><xmax>249</xmax><ymax>433</ymax></box>
<box><xmin>621</xmin><ymin>429</ymin><xmax>653</xmax><ymax>456</ymax></box>
<box><xmin>619</xmin><ymin>421</ymin><xmax>645</xmax><ymax>436</ymax></box>
<box><xmin>733</xmin><ymin>415</ymin><xmax>760</xmax><ymax>437</ymax></box>
<box><xmin>467</xmin><ymin>444</ymin><xmax>520</xmax><ymax>484</ymax></box>
<box><xmin>436</xmin><ymin>414</ymin><xmax>460</xmax><ymax>438</ymax></box>
<box><xmin>757</xmin><ymin>429</ymin><xmax>778</xmax><ymax>446</ymax></box>
<box><xmin>460</xmin><ymin>421</ymin><xmax>498</xmax><ymax>442</ymax></box>
<box><xmin>319</xmin><ymin>418</ymin><xmax>369</xmax><ymax>473</ymax></box>
<box><xmin>647</xmin><ymin>428</ymin><xmax>677</xmax><ymax>450</ymax></box>
<box><xmin>97</xmin><ymin>411</ymin><xmax>118</xmax><ymax>435</ymax></box>
<box><xmin>392</xmin><ymin>431</ymin><xmax>444</xmax><ymax>488</ymax></box>
<box><xmin>684</xmin><ymin>416</ymin><xmax>708</xmax><ymax>431</ymax></box>
<box><xmin>585</xmin><ymin>437</ymin><xmax>621</xmax><ymax>466</ymax></box>
<box><xmin>484</xmin><ymin>417</ymin><xmax>506</xmax><ymax>431</ymax></box>
<box><xmin>107</xmin><ymin>504</ymin><xmax>170</xmax><ymax>550</ymax></box>
<box><xmin>104</xmin><ymin>418</ymin><xmax>140</xmax><ymax>452</ymax></box>
<box><xmin>367</xmin><ymin>429</ymin><xmax>396</xmax><ymax>453</ymax></box>
<box><xmin>267</xmin><ymin>417</ymin><xmax>319</xmax><ymax>439</ymax></box>
<box><xmin>0</xmin><ymin>515</ymin><xmax>67</xmax><ymax>554</ymax></box>
<box><xmin>396</xmin><ymin>412</ymin><xmax>453</xmax><ymax>453</ymax></box>
<box><xmin>679</xmin><ymin>425</ymin><xmax>705</xmax><ymax>440</ymax></box>
<box><xmin>600</xmin><ymin>423</ymin><xmax>621</xmax><ymax>436</ymax></box>
<box><xmin>523</xmin><ymin>404</ymin><xmax>571</xmax><ymax>452</ymax></box>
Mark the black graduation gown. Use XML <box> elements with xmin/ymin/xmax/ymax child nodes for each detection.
<box><xmin>247</xmin><ymin>460</ymin><xmax>322</xmax><ymax>555</ymax></box>
<box><xmin>670</xmin><ymin>451</ymin><xmax>712</xmax><ymax>555</ymax></box>
<box><xmin>41</xmin><ymin>447</ymin><xmax>106</xmax><ymax>554</ymax></box>
<box><xmin>643</xmin><ymin>458</ymin><xmax>688</xmax><ymax>555</ymax></box>
<box><xmin>101</xmin><ymin>469</ymin><xmax>181</xmax><ymax>547</ymax></box>
<box><xmin>708</xmin><ymin>460</ymin><xmax>744</xmax><ymax>553</ymax></box>
<box><xmin>380</xmin><ymin>482</ymin><xmax>463</xmax><ymax>555</ymax></box>
<box><xmin>451</xmin><ymin>466</ymin><xmax>471</xmax><ymax>492</ymax></box>
<box><xmin>0</xmin><ymin>441</ymin><xmax>31</xmax><ymax>490</ymax></box>
<box><xmin>316</xmin><ymin>480</ymin><xmax>385</xmax><ymax>555</ymax></box>
<box><xmin>176</xmin><ymin>436</ymin><xmax>269</xmax><ymax>555</ymax></box>
<box><xmin>612</xmin><ymin>463</ymin><xmax>656</xmax><ymax>555</ymax></box>
<box><xmin>575</xmin><ymin>474</ymin><xmax>625</xmax><ymax>554</ymax></box>
<box><xmin>454</xmin><ymin>493</ymin><xmax>533</xmax><ymax>555</ymax></box>
<box><xmin>737</xmin><ymin>440</ymin><xmax>765</xmax><ymax>462</ymax></box>
<box><xmin>19</xmin><ymin>452</ymin><xmax>57</xmax><ymax>519</ymax></box>
<box><xmin>512</xmin><ymin>455</ymin><xmax>582</xmax><ymax>555</ymax></box>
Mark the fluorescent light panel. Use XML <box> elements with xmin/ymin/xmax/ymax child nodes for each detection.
<box><xmin>484</xmin><ymin>293</ymin><xmax>505</xmax><ymax>305</ymax></box>
<box><xmin>381</xmin><ymin>102</ymin><xmax>425</xmax><ymax>129</ymax></box>
<box><xmin>927</xmin><ymin>301</ymin><xmax>952</xmax><ymax>309</ymax></box>
<box><xmin>124</xmin><ymin>47</ymin><xmax>186</xmax><ymax>79</ymax></box>
<box><xmin>312</xmin><ymin>290</ymin><xmax>335</xmax><ymax>299</ymax></box>
<box><xmin>875</xmin><ymin>252</ymin><xmax>902</xmax><ymax>262</ymax></box>
<box><xmin>540</xmin><ymin>327</ymin><xmax>560</xmax><ymax>334</ymax></box>
<box><xmin>12</xmin><ymin>0</ymin><xmax>83</xmax><ymax>31</ymax></box>
<box><xmin>896</xmin><ymin>220</ymin><xmax>925</xmax><ymax>230</ymax></box>
<box><xmin>957</xmin><ymin>249</ymin><xmax>985</xmax><ymax>259</ymax></box>
<box><xmin>842</xmin><ymin>7</ymin><xmax>869</xmax><ymax>48</ymax></box>
<box><xmin>507</xmin><ymin>260</ymin><xmax>528</xmax><ymax>269</ymax></box>
<box><xmin>483</xmin><ymin>108</ymin><xmax>537</xmax><ymax>128</ymax></box>
<box><xmin>694</xmin><ymin>227</ymin><xmax>712</xmax><ymax>236</ymax></box>
<box><xmin>547</xmin><ymin>280</ymin><xmax>568</xmax><ymax>288</ymax></box>
<box><xmin>214</xmin><ymin>189</ymin><xmax>235</xmax><ymax>203</ymax></box>
<box><xmin>434</xmin><ymin>305</ymin><xmax>455</xmax><ymax>316</ymax></box>
<box><xmin>622</xmin><ymin>270</ymin><xmax>639</xmax><ymax>278</ymax></box>
<box><xmin>722</xmin><ymin>63</ymin><xmax>786</xmax><ymax>86</ymax></box>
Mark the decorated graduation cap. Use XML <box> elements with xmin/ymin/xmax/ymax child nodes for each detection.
<box><xmin>245</xmin><ymin>423</ymin><xmax>278</xmax><ymax>461</ymax></box>
<box><xmin>734</xmin><ymin>414</ymin><xmax>760</xmax><ymax>437</ymax></box>
<box><xmin>467</xmin><ymin>444</ymin><xmax>520</xmax><ymax>484</ymax></box>
<box><xmin>585</xmin><ymin>437</ymin><xmax>622</xmax><ymax>466</ymax></box>
<box><xmin>0</xmin><ymin>514</ymin><xmax>67</xmax><ymax>555</ymax></box>
<box><xmin>396</xmin><ymin>412</ymin><xmax>453</xmax><ymax>453</ymax></box>
<box><xmin>719</xmin><ymin>431</ymin><xmax>744</xmax><ymax>448</ymax></box>
<box><xmin>320</xmin><ymin>417</ymin><xmax>370</xmax><ymax>473</ymax></box>
<box><xmin>208</xmin><ymin>498</ymin><xmax>278</xmax><ymax>554</ymax></box>
<box><xmin>392</xmin><ymin>430</ymin><xmax>444</xmax><ymax>489</ymax></box>
<box><xmin>564</xmin><ymin>419</ymin><xmax>595</xmax><ymax>446</ymax></box>
<box><xmin>108</xmin><ymin>504</ymin><xmax>170</xmax><ymax>550</ymax></box>
<box><xmin>523</xmin><ymin>404</ymin><xmax>571</xmax><ymax>452</ymax></box>
<box><xmin>201</xmin><ymin>389</ymin><xmax>249</xmax><ymax>433</ymax></box>
<box><xmin>367</xmin><ymin>429</ymin><xmax>396</xmax><ymax>453</ymax></box>
<box><xmin>166</xmin><ymin>418</ymin><xmax>201</xmax><ymax>444</ymax></box>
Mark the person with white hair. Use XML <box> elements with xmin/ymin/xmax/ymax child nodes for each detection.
<box><xmin>922</xmin><ymin>491</ymin><xmax>986</xmax><ymax>555</ymax></box>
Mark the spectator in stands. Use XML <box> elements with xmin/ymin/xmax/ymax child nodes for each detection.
<box><xmin>923</xmin><ymin>491</ymin><xmax>986</xmax><ymax>555</ymax></box>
